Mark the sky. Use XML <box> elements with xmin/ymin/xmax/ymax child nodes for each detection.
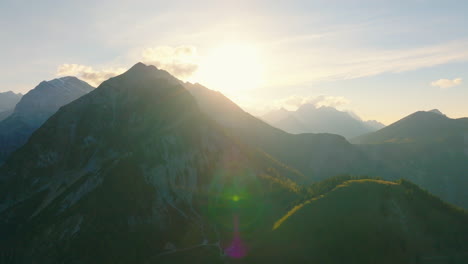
<box><xmin>1</xmin><ymin>0</ymin><xmax>468</xmax><ymax>124</ymax></box>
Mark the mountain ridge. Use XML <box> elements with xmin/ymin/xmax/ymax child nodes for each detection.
<box><xmin>351</xmin><ymin>110</ymin><xmax>468</xmax><ymax>144</ymax></box>
<box><xmin>0</xmin><ymin>76</ymin><xmax>94</xmax><ymax>163</ymax></box>
<box><xmin>0</xmin><ymin>63</ymin><xmax>303</xmax><ymax>263</ymax></box>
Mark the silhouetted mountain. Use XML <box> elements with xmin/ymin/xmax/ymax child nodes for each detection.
<box><xmin>186</xmin><ymin>85</ymin><xmax>468</xmax><ymax>208</ymax></box>
<box><xmin>429</xmin><ymin>108</ymin><xmax>445</xmax><ymax>116</ymax></box>
<box><xmin>262</xmin><ymin>104</ymin><xmax>384</xmax><ymax>138</ymax></box>
<box><xmin>0</xmin><ymin>69</ymin><xmax>465</xmax><ymax>208</ymax></box>
<box><xmin>0</xmin><ymin>77</ymin><xmax>93</xmax><ymax>163</ymax></box>
<box><xmin>185</xmin><ymin>83</ymin><xmax>375</xmax><ymax>182</ymax></box>
<box><xmin>0</xmin><ymin>63</ymin><xmax>302</xmax><ymax>263</ymax></box>
<box><xmin>351</xmin><ymin>110</ymin><xmax>468</xmax><ymax>208</ymax></box>
<box><xmin>0</xmin><ymin>91</ymin><xmax>22</xmax><ymax>121</ymax></box>
<box><xmin>351</xmin><ymin>110</ymin><xmax>468</xmax><ymax>144</ymax></box>
<box><xmin>0</xmin><ymin>64</ymin><xmax>466</xmax><ymax>263</ymax></box>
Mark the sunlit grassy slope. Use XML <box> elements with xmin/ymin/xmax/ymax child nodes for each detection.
<box><xmin>250</xmin><ymin>179</ymin><xmax>468</xmax><ymax>264</ymax></box>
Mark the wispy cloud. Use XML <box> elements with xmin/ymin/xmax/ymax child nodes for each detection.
<box><xmin>269</xmin><ymin>40</ymin><xmax>468</xmax><ymax>86</ymax></box>
<box><xmin>273</xmin><ymin>95</ymin><xmax>350</xmax><ymax>111</ymax></box>
<box><xmin>56</xmin><ymin>45</ymin><xmax>200</xmax><ymax>86</ymax></box>
<box><xmin>141</xmin><ymin>45</ymin><xmax>199</xmax><ymax>79</ymax></box>
<box><xmin>431</xmin><ymin>78</ymin><xmax>462</xmax><ymax>89</ymax></box>
<box><xmin>56</xmin><ymin>64</ymin><xmax>126</xmax><ymax>87</ymax></box>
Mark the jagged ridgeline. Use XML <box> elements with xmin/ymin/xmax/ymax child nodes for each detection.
<box><xmin>0</xmin><ymin>63</ymin><xmax>467</xmax><ymax>264</ymax></box>
<box><xmin>0</xmin><ymin>77</ymin><xmax>94</xmax><ymax>163</ymax></box>
<box><xmin>0</xmin><ymin>63</ymin><xmax>302</xmax><ymax>263</ymax></box>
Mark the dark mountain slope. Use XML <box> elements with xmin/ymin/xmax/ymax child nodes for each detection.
<box><xmin>0</xmin><ymin>77</ymin><xmax>93</xmax><ymax>163</ymax></box>
<box><xmin>0</xmin><ymin>109</ymin><xmax>13</xmax><ymax>121</ymax></box>
<box><xmin>253</xmin><ymin>179</ymin><xmax>468</xmax><ymax>264</ymax></box>
<box><xmin>0</xmin><ymin>63</ymin><xmax>302</xmax><ymax>264</ymax></box>
<box><xmin>357</xmin><ymin>137</ymin><xmax>468</xmax><ymax>208</ymax></box>
<box><xmin>351</xmin><ymin>110</ymin><xmax>468</xmax><ymax>208</ymax></box>
<box><xmin>351</xmin><ymin>110</ymin><xmax>468</xmax><ymax>144</ymax></box>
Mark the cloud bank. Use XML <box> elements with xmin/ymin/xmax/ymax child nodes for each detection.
<box><xmin>57</xmin><ymin>64</ymin><xmax>126</xmax><ymax>87</ymax></box>
<box><xmin>274</xmin><ymin>95</ymin><xmax>350</xmax><ymax>111</ymax></box>
<box><xmin>141</xmin><ymin>45</ymin><xmax>199</xmax><ymax>79</ymax></box>
<box><xmin>57</xmin><ymin>45</ymin><xmax>200</xmax><ymax>86</ymax></box>
<box><xmin>430</xmin><ymin>78</ymin><xmax>462</xmax><ymax>89</ymax></box>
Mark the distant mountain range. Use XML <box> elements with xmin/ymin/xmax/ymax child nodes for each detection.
<box><xmin>0</xmin><ymin>63</ymin><xmax>467</xmax><ymax>263</ymax></box>
<box><xmin>190</xmin><ymin>84</ymin><xmax>468</xmax><ymax>208</ymax></box>
<box><xmin>185</xmin><ymin>83</ymin><xmax>375</xmax><ymax>183</ymax></box>
<box><xmin>0</xmin><ymin>91</ymin><xmax>22</xmax><ymax>121</ymax></box>
<box><xmin>1</xmin><ymin>71</ymin><xmax>466</xmax><ymax>209</ymax></box>
<box><xmin>0</xmin><ymin>77</ymin><xmax>93</xmax><ymax>163</ymax></box>
<box><xmin>261</xmin><ymin>104</ymin><xmax>385</xmax><ymax>138</ymax></box>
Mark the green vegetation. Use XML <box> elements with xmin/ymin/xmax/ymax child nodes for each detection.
<box><xmin>254</xmin><ymin>178</ymin><xmax>468</xmax><ymax>264</ymax></box>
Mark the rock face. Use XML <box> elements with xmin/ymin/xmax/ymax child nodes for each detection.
<box><xmin>0</xmin><ymin>63</ymin><xmax>300</xmax><ymax>263</ymax></box>
<box><xmin>0</xmin><ymin>77</ymin><xmax>93</xmax><ymax>163</ymax></box>
<box><xmin>261</xmin><ymin>104</ymin><xmax>385</xmax><ymax>139</ymax></box>
<box><xmin>0</xmin><ymin>91</ymin><xmax>22</xmax><ymax>121</ymax></box>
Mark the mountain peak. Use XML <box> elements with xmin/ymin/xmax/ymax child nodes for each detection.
<box><xmin>12</xmin><ymin>77</ymin><xmax>94</xmax><ymax>120</ymax></box>
<box><xmin>114</xmin><ymin>62</ymin><xmax>177</xmax><ymax>86</ymax></box>
<box><xmin>428</xmin><ymin>109</ymin><xmax>445</xmax><ymax>116</ymax></box>
<box><xmin>129</xmin><ymin>61</ymin><xmax>149</xmax><ymax>71</ymax></box>
<box><xmin>57</xmin><ymin>76</ymin><xmax>80</xmax><ymax>82</ymax></box>
<box><xmin>126</xmin><ymin>62</ymin><xmax>160</xmax><ymax>74</ymax></box>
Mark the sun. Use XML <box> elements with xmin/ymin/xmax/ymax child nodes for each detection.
<box><xmin>193</xmin><ymin>43</ymin><xmax>264</xmax><ymax>94</ymax></box>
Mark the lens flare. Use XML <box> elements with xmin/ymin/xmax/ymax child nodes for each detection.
<box><xmin>203</xmin><ymin>167</ymin><xmax>264</xmax><ymax>230</ymax></box>
<box><xmin>199</xmin><ymin>152</ymin><xmax>267</xmax><ymax>260</ymax></box>
<box><xmin>225</xmin><ymin>215</ymin><xmax>247</xmax><ymax>259</ymax></box>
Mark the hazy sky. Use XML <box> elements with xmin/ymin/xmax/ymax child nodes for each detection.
<box><xmin>1</xmin><ymin>0</ymin><xmax>467</xmax><ymax>124</ymax></box>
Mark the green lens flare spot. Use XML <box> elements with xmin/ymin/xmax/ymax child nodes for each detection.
<box><xmin>232</xmin><ymin>195</ymin><xmax>240</xmax><ymax>202</ymax></box>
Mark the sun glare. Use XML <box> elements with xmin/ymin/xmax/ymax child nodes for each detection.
<box><xmin>193</xmin><ymin>44</ymin><xmax>264</xmax><ymax>94</ymax></box>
